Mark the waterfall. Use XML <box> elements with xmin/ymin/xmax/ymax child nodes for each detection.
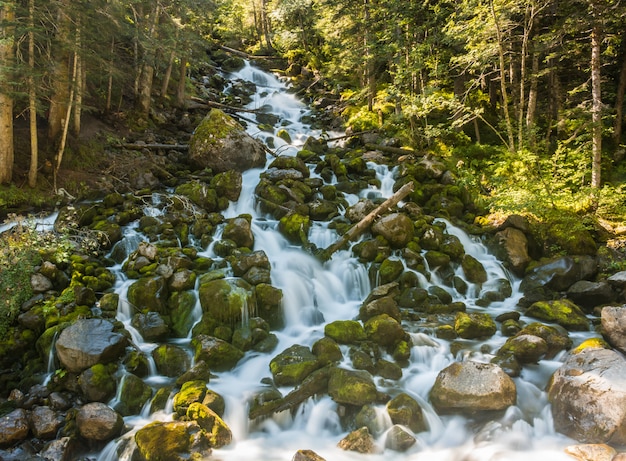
<box><xmin>94</xmin><ymin>62</ymin><xmax>589</xmax><ymax>461</ymax></box>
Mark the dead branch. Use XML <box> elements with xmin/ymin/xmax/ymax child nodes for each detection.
<box><xmin>364</xmin><ymin>143</ymin><xmax>417</xmax><ymax>156</ymax></box>
<box><xmin>119</xmin><ymin>143</ymin><xmax>189</xmax><ymax>151</ymax></box>
<box><xmin>320</xmin><ymin>181</ymin><xmax>415</xmax><ymax>260</ymax></box>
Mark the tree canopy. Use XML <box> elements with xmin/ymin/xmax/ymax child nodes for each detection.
<box><xmin>0</xmin><ymin>0</ymin><xmax>625</xmax><ymax>221</ymax></box>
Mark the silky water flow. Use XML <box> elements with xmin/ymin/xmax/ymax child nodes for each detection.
<box><xmin>96</xmin><ymin>62</ymin><xmax>592</xmax><ymax>461</ymax></box>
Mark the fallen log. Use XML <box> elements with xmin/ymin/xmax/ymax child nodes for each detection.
<box><xmin>319</xmin><ymin>181</ymin><xmax>415</xmax><ymax>260</ymax></box>
<box><xmin>364</xmin><ymin>143</ymin><xmax>417</xmax><ymax>157</ymax></box>
<box><xmin>188</xmin><ymin>97</ymin><xmax>261</xmax><ymax>114</ymax></box>
<box><xmin>119</xmin><ymin>143</ymin><xmax>189</xmax><ymax>151</ymax></box>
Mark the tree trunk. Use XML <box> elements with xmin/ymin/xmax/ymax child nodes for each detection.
<box><xmin>176</xmin><ymin>56</ymin><xmax>187</xmax><ymax>108</ymax></box>
<box><xmin>161</xmin><ymin>49</ymin><xmax>175</xmax><ymax>97</ymax></box>
<box><xmin>72</xmin><ymin>25</ymin><xmax>83</xmax><ymax>137</ymax></box>
<box><xmin>490</xmin><ymin>0</ymin><xmax>515</xmax><ymax>152</ymax></box>
<box><xmin>137</xmin><ymin>4</ymin><xmax>160</xmax><ymax>117</ymax></box>
<box><xmin>53</xmin><ymin>47</ymin><xmax>79</xmax><ymax>192</ymax></box>
<box><xmin>0</xmin><ymin>1</ymin><xmax>15</xmax><ymax>185</ymax></box>
<box><xmin>526</xmin><ymin>51</ymin><xmax>539</xmax><ymax>140</ymax></box>
<box><xmin>28</xmin><ymin>0</ymin><xmax>38</xmax><ymax>188</ymax></box>
<box><xmin>106</xmin><ymin>37</ymin><xmax>114</xmax><ymax>113</ymax></box>
<box><xmin>590</xmin><ymin>21</ymin><xmax>602</xmax><ymax>189</ymax></box>
<box><xmin>260</xmin><ymin>0</ymin><xmax>273</xmax><ymax>49</ymax></box>
<box><xmin>614</xmin><ymin>39</ymin><xmax>626</xmax><ymax>146</ymax></box>
<box><xmin>47</xmin><ymin>4</ymin><xmax>71</xmax><ymax>143</ymax></box>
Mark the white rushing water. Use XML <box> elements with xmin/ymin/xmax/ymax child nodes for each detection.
<box><xmin>96</xmin><ymin>62</ymin><xmax>591</xmax><ymax>461</ymax></box>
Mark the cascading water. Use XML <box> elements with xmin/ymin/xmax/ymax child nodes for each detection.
<box><xmin>95</xmin><ymin>62</ymin><xmax>591</xmax><ymax>461</ymax></box>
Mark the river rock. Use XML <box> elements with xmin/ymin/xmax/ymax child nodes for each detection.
<box><xmin>292</xmin><ymin>449</ymin><xmax>326</xmax><ymax>461</ymax></box>
<box><xmin>79</xmin><ymin>364</ymin><xmax>117</xmax><ymax>402</ymax></box>
<box><xmin>189</xmin><ymin>109</ymin><xmax>266</xmax><ymax>173</ymax></box>
<box><xmin>494</xmin><ymin>227</ymin><xmax>531</xmax><ymax>277</ymax></box>
<box><xmin>223</xmin><ymin>216</ymin><xmax>254</xmax><ymax>248</ymax></box>
<box><xmin>337</xmin><ymin>426</ymin><xmax>377</xmax><ymax>454</ymax></box>
<box><xmin>547</xmin><ymin>347</ymin><xmax>626</xmax><ymax>444</ymax></box>
<box><xmin>566</xmin><ymin>280</ymin><xmax>616</xmax><ymax>310</ymax></box>
<box><xmin>198</xmin><ymin>277</ymin><xmax>255</xmax><ymax>325</ymax></box>
<box><xmin>601</xmin><ymin>305</ymin><xmax>626</xmax><ymax>353</ymax></box>
<box><xmin>518</xmin><ymin>322</ymin><xmax>572</xmax><ymax>358</ymax></box>
<box><xmin>371</xmin><ymin>213</ymin><xmax>414</xmax><ymax>248</ymax></box>
<box><xmin>386</xmin><ymin>392</ymin><xmax>427</xmax><ymax>433</ymax></box>
<box><xmin>186</xmin><ymin>402</ymin><xmax>232</xmax><ymax>448</ymax></box>
<box><xmin>364</xmin><ymin>314</ymin><xmax>407</xmax><ymax>348</ymax></box>
<box><xmin>430</xmin><ymin>361</ymin><xmax>516</xmax><ymax>413</ymax></box>
<box><xmin>127</xmin><ymin>276</ymin><xmax>169</xmax><ymax>314</ymax></box>
<box><xmin>152</xmin><ymin>344</ymin><xmax>191</xmax><ymax>377</ymax></box>
<box><xmin>324</xmin><ymin>320</ymin><xmax>366</xmax><ymax>344</ymax></box>
<box><xmin>40</xmin><ymin>436</ymin><xmax>82</xmax><ymax>461</ymax></box>
<box><xmin>115</xmin><ymin>373</ymin><xmax>152</xmax><ymax>416</ymax></box>
<box><xmin>134</xmin><ymin>420</ymin><xmax>212</xmax><ymax>460</ymax></box>
<box><xmin>497</xmin><ymin>334</ymin><xmax>548</xmax><ymax>363</ymax></box>
<box><xmin>211</xmin><ymin>169</ymin><xmax>243</xmax><ymax>201</ymax></box>
<box><xmin>385</xmin><ymin>424</ymin><xmax>417</xmax><ymax>452</ymax></box>
<box><xmin>454</xmin><ymin>312</ymin><xmax>496</xmax><ymax>339</ymax></box>
<box><xmin>270</xmin><ymin>344</ymin><xmax>321</xmax><ymax>386</ymax></box>
<box><xmin>328</xmin><ymin>367</ymin><xmax>379</xmax><ymax>406</ymax></box>
<box><xmin>359</xmin><ymin>295</ymin><xmax>401</xmax><ymax>322</ymax></box>
<box><xmin>31</xmin><ymin>272</ymin><xmax>53</xmax><ymax>293</ymax></box>
<box><xmin>461</xmin><ymin>254</ymin><xmax>488</xmax><ymax>284</ymax></box>
<box><xmin>76</xmin><ymin>402</ymin><xmax>123</xmax><ymax>441</ymax></box>
<box><xmin>132</xmin><ymin>311</ymin><xmax>170</xmax><ymax>341</ymax></box>
<box><xmin>0</xmin><ymin>408</ymin><xmax>29</xmax><ymax>447</ymax></box>
<box><xmin>526</xmin><ymin>299</ymin><xmax>590</xmax><ymax>331</ymax></box>
<box><xmin>192</xmin><ymin>335</ymin><xmax>244</xmax><ymax>371</ymax></box>
<box><xmin>29</xmin><ymin>406</ymin><xmax>61</xmax><ymax>439</ymax></box>
<box><xmin>520</xmin><ymin>255</ymin><xmax>597</xmax><ymax>292</ymax></box>
<box><xmin>55</xmin><ymin>319</ymin><xmax>127</xmax><ymax>373</ymax></box>
<box><xmin>564</xmin><ymin>444</ymin><xmax>617</xmax><ymax>461</ymax></box>
<box><xmin>607</xmin><ymin>271</ymin><xmax>626</xmax><ymax>289</ymax></box>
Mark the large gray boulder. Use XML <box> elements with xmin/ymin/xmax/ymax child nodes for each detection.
<box><xmin>55</xmin><ymin>319</ymin><xmax>127</xmax><ymax>373</ymax></box>
<box><xmin>520</xmin><ymin>255</ymin><xmax>597</xmax><ymax>292</ymax></box>
<box><xmin>547</xmin><ymin>347</ymin><xmax>626</xmax><ymax>444</ymax></box>
<box><xmin>371</xmin><ymin>213</ymin><xmax>414</xmax><ymax>248</ymax></box>
<box><xmin>494</xmin><ymin>227</ymin><xmax>531</xmax><ymax>277</ymax></box>
<box><xmin>189</xmin><ymin>109</ymin><xmax>266</xmax><ymax>173</ymax></box>
<box><xmin>601</xmin><ymin>305</ymin><xmax>626</xmax><ymax>353</ymax></box>
<box><xmin>76</xmin><ymin>402</ymin><xmax>123</xmax><ymax>441</ymax></box>
<box><xmin>430</xmin><ymin>361</ymin><xmax>516</xmax><ymax>413</ymax></box>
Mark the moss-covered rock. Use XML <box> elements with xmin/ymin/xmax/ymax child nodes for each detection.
<box><xmin>175</xmin><ymin>181</ymin><xmax>219</xmax><ymax>212</ymax></box>
<box><xmin>192</xmin><ymin>335</ymin><xmax>244</xmax><ymax>371</ymax></box>
<box><xmin>223</xmin><ymin>216</ymin><xmax>254</xmax><ymax>248</ymax></box>
<box><xmin>186</xmin><ymin>402</ymin><xmax>232</xmax><ymax>448</ymax></box>
<box><xmin>324</xmin><ymin>320</ymin><xmax>367</xmax><ymax>344</ymax></box>
<box><xmin>328</xmin><ymin>367</ymin><xmax>379</xmax><ymax>406</ymax></box>
<box><xmin>461</xmin><ymin>254</ymin><xmax>488</xmax><ymax>284</ymax></box>
<box><xmin>498</xmin><ymin>334</ymin><xmax>548</xmax><ymax>363</ymax></box>
<box><xmin>210</xmin><ymin>170</ymin><xmax>243</xmax><ymax>202</ymax></box>
<box><xmin>386</xmin><ymin>393</ymin><xmax>427</xmax><ymax>433</ymax></box>
<box><xmin>517</xmin><ymin>322</ymin><xmax>572</xmax><ymax>358</ymax></box>
<box><xmin>364</xmin><ymin>314</ymin><xmax>406</xmax><ymax>348</ymax></box>
<box><xmin>312</xmin><ymin>337</ymin><xmax>343</xmax><ymax>365</ymax></box>
<box><xmin>526</xmin><ymin>299</ymin><xmax>590</xmax><ymax>331</ymax></box>
<box><xmin>371</xmin><ymin>213</ymin><xmax>415</xmax><ymax>248</ymax></box>
<box><xmin>454</xmin><ymin>312</ymin><xmax>496</xmax><ymax>339</ymax></box>
<box><xmin>189</xmin><ymin>109</ymin><xmax>266</xmax><ymax>173</ymax></box>
<box><xmin>198</xmin><ymin>278</ymin><xmax>255</xmax><ymax>326</ymax></box>
<box><xmin>173</xmin><ymin>380</ymin><xmax>207</xmax><ymax>416</ymax></box>
<box><xmin>127</xmin><ymin>276</ymin><xmax>169</xmax><ymax>315</ymax></box>
<box><xmin>79</xmin><ymin>363</ymin><xmax>118</xmax><ymax>403</ymax></box>
<box><xmin>278</xmin><ymin>213</ymin><xmax>310</xmax><ymax>244</ymax></box>
<box><xmin>115</xmin><ymin>373</ymin><xmax>152</xmax><ymax>416</ymax></box>
<box><xmin>152</xmin><ymin>344</ymin><xmax>191</xmax><ymax>377</ymax></box>
<box><xmin>269</xmin><ymin>344</ymin><xmax>322</xmax><ymax>386</ymax></box>
<box><xmin>168</xmin><ymin>291</ymin><xmax>197</xmax><ymax>338</ymax></box>
<box><xmin>378</xmin><ymin>258</ymin><xmax>404</xmax><ymax>285</ymax></box>
<box><xmin>134</xmin><ymin>420</ymin><xmax>212</xmax><ymax>461</ymax></box>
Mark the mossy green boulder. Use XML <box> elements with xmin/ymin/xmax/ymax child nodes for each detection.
<box><xmin>198</xmin><ymin>278</ymin><xmax>255</xmax><ymax>326</ymax></box>
<box><xmin>386</xmin><ymin>393</ymin><xmax>427</xmax><ymax>433</ymax></box>
<box><xmin>454</xmin><ymin>312</ymin><xmax>496</xmax><ymax>339</ymax></box>
<box><xmin>526</xmin><ymin>299</ymin><xmax>590</xmax><ymax>331</ymax></box>
<box><xmin>115</xmin><ymin>373</ymin><xmax>152</xmax><ymax>416</ymax></box>
<box><xmin>192</xmin><ymin>335</ymin><xmax>244</xmax><ymax>371</ymax></box>
<box><xmin>461</xmin><ymin>254</ymin><xmax>488</xmax><ymax>284</ymax></box>
<box><xmin>324</xmin><ymin>320</ymin><xmax>367</xmax><ymax>344</ymax></box>
<box><xmin>186</xmin><ymin>402</ymin><xmax>232</xmax><ymax>448</ymax></box>
<box><xmin>152</xmin><ymin>344</ymin><xmax>191</xmax><ymax>377</ymax></box>
<box><xmin>173</xmin><ymin>380</ymin><xmax>208</xmax><ymax>416</ymax></box>
<box><xmin>328</xmin><ymin>367</ymin><xmax>379</xmax><ymax>406</ymax></box>
<box><xmin>269</xmin><ymin>344</ymin><xmax>322</xmax><ymax>386</ymax></box>
<box><xmin>189</xmin><ymin>109</ymin><xmax>266</xmax><ymax>173</ymax></box>
<box><xmin>134</xmin><ymin>420</ymin><xmax>212</xmax><ymax>461</ymax></box>
<box><xmin>278</xmin><ymin>213</ymin><xmax>310</xmax><ymax>244</ymax></box>
<box><xmin>364</xmin><ymin>314</ymin><xmax>406</xmax><ymax>348</ymax></box>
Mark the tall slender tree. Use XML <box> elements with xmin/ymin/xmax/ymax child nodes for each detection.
<box><xmin>0</xmin><ymin>0</ymin><xmax>15</xmax><ymax>185</ymax></box>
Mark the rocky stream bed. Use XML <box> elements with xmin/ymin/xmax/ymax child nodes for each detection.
<box><xmin>0</xmin><ymin>53</ymin><xmax>625</xmax><ymax>461</ymax></box>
